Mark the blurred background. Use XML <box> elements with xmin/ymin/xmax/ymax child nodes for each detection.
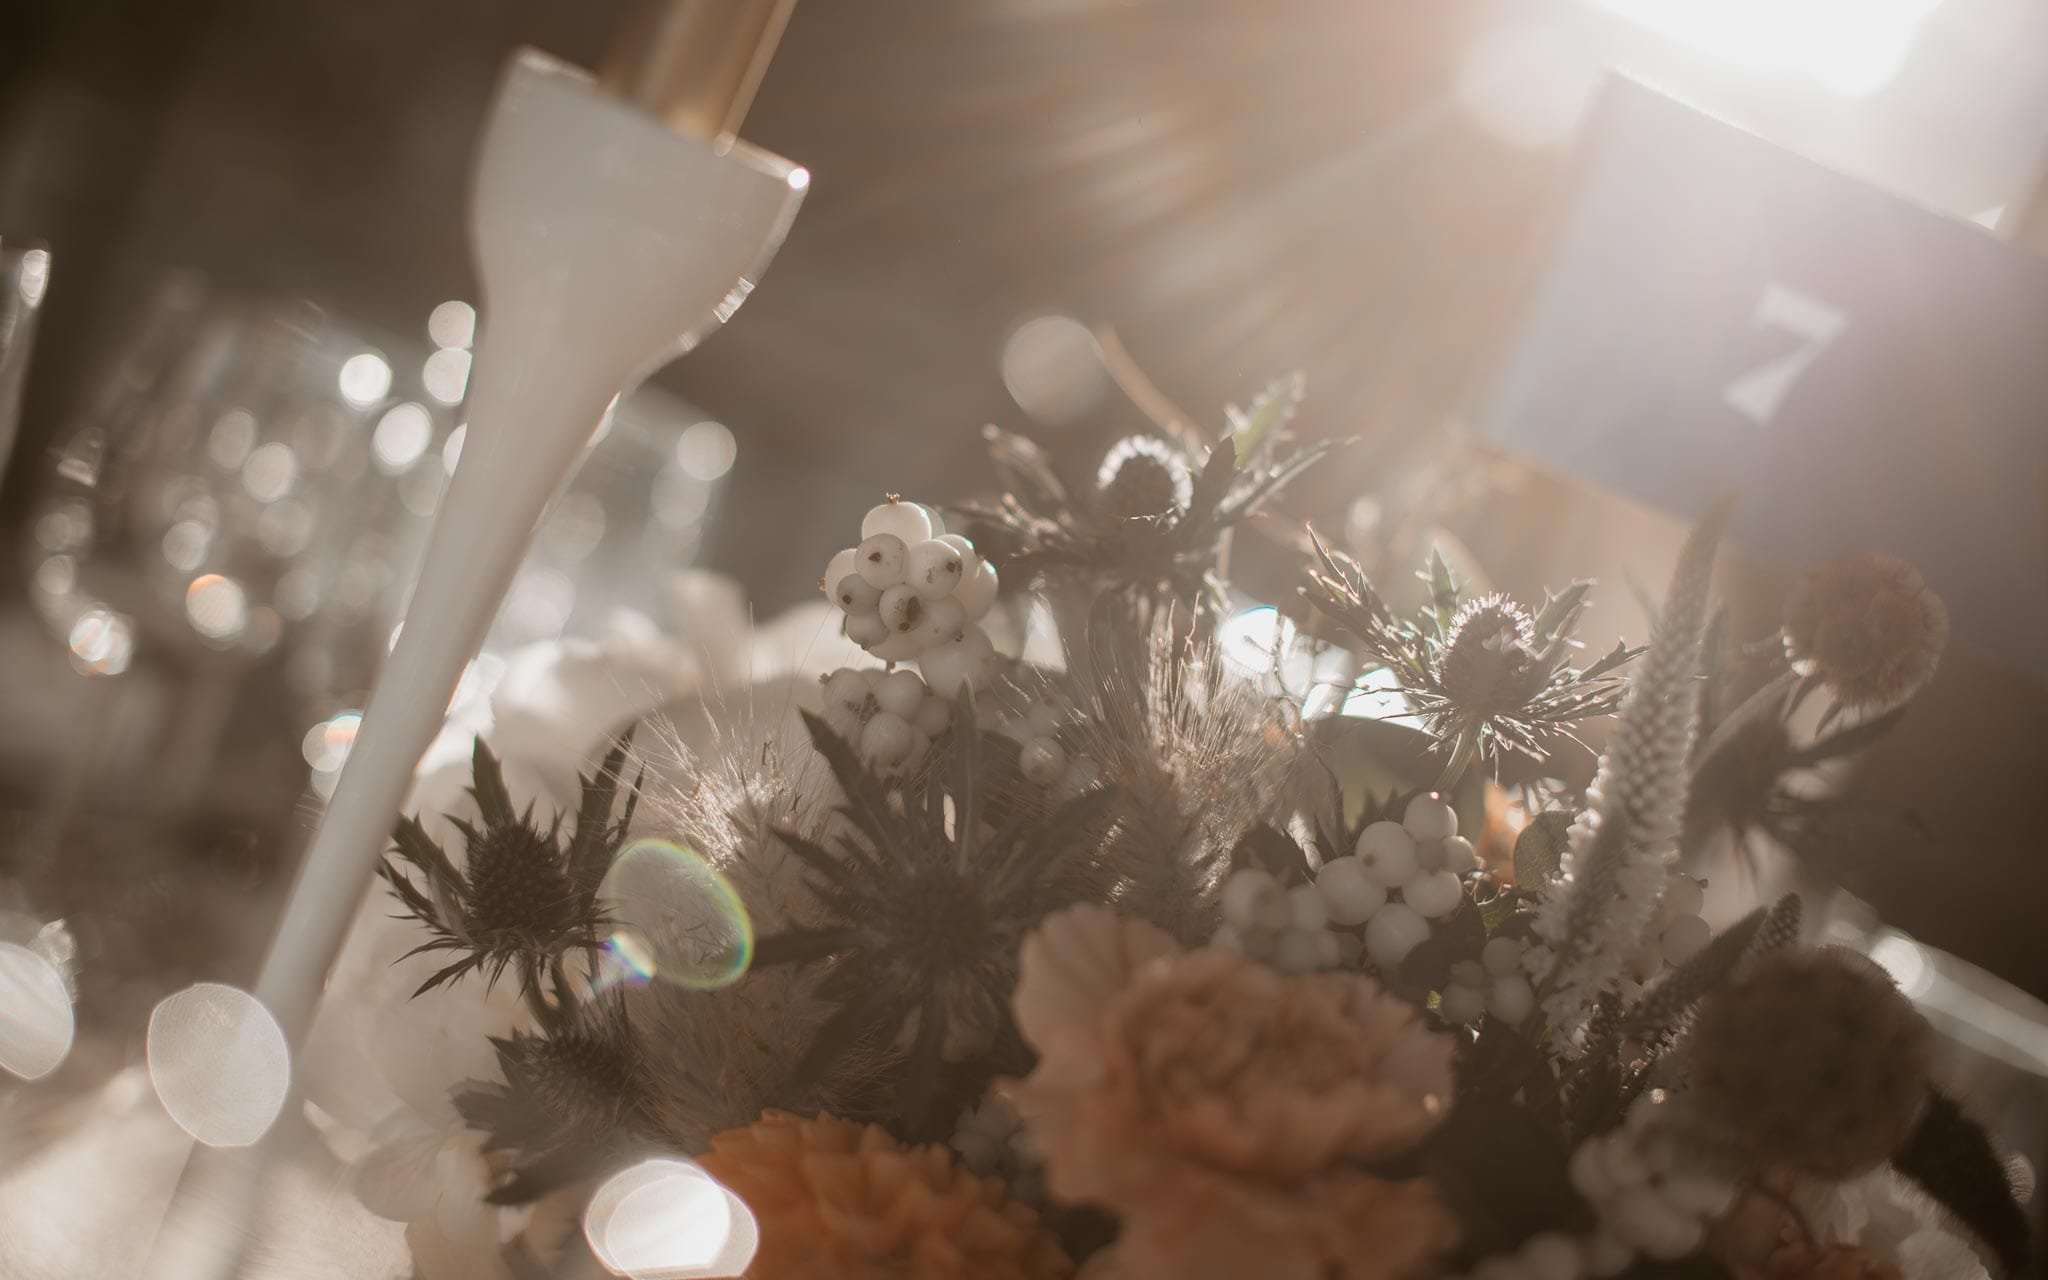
<box><xmin>1</xmin><ymin>1</ymin><xmax>2047</xmax><ymax>1267</ymax></box>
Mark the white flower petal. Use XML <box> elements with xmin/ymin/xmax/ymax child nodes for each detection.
<box><xmin>406</xmin><ymin>1214</ymin><xmax>514</xmax><ymax>1280</ymax></box>
<box><xmin>1014</xmin><ymin>905</ymin><xmax>1179</xmax><ymax>1048</ymax></box>
<box><xmin>352</xmin><ymin>1127</ymin><xmax>450</xmax><ymax>1223</ymax></box>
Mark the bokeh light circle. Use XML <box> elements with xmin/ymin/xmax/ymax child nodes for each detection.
<box><xmin>145</xmin><ymin>982</ymin><xmax>291</xmax><ymax>1147</ymax></box>
<box><xmin>373</xmin><ymin>402</ymin><xmax>435</xmax><ymax>471</ymax></box>
<box><xmin>422</xmin><ymin>348</ymin><xmax>473</xmax><ymax>405</ymax></box>
<box><xmin>184</xmin><ymin>573</ymin><xmax>250</xmax><ymax>643</ymax></box>
<box><xmin>1000</xmin><ymin>313</ymin><xmax>1107</xmax><ymax>424</ymax></box>
<box><xmin>584</xmin><ymin>1158</ymin><xmax>758</xmax><ymax>1279</ymax></box>
<box><xmin>0</xmin><ymin>942</ymin><xmax>74</xmax><ymax>1080</ymax></box>
<box><xmin>597</xmin><ymin>840</ymin><xmax>753</xmax><ymax>991</ymax></box>
<box><xmin>427</xmin><ymin>299</ymin><xmax>477</xmax><ymax>350</ymax></box>
<box><xmin>67</xmin><ymin>607</ymin><xmax>135</xmax><ymax>675</ymax></box>
<box><xmin>337</xmin><ymin>351</ymin><xmax>393</xmax><ymax>407</ymax></box>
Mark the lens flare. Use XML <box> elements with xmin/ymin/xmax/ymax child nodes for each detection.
<box><xmin>427</xmin><ymin>299</ymin><xmax>477</xmax><ymax>350</ymax></box>
<box><xmin>184</xmin><ymin>573</ymin><xmax>249</xmax><ymax>644</ymax></box>
<box><xmin>0</xmin><ymin>942</ymin><xmax>74</xmax><ymax>1080</ymax></box>
<box><xmin>597</xmin><ymin>840</ymin><xmax>753</xmax><ymax>991</ymax></box>
<box><xmin>338</xmin><ymin>351</ymin><xmax>393</xmax><ymax>407</ymax></box>
<box><xmin>674</xmin><ymin>420</ymin><xmax>737</xmax><ymax>481</ymax></box>
<box><xmin>373</xmin><ymin>402</ymin><xmax>435</xmax><ymax>472</ymax></box>
<box><xmin>584</xmin><ymin>1158</ymin><xmax>758</xmax><ymax>1279</ymax></box>
<box><xmin>146</xmin><ymin>983</ymin><xmax>290</xmax><ymax>1147</ymax></box>
<box><xmin>422</xmin><ymin>348</ymin><xmax>472</xmax><ymax>405</ymax></box>
<box><xmin>1001</xmin><ymin>313</ymin><xmax>1106</xmax><ymax>424</ymax></box>
<box><xmin>68</xmin><ymin>607</ymin><xmax>135</xmax><ymax>676</ymax></box>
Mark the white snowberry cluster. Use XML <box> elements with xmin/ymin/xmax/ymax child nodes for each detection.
<box><xmin>1213</xmin><ymin>868</ymin><xmax>1342</xmax><ymax>974</ymax></box>
<box><xmin>821</xmin><ymin>498</ymin><xmax>1001</xmax><ymax>691</ymax></box>
<box><xmin>1625</xmin><ymin>874</ymin><xmax>1711</xmax><ymax>984</ymax></box>
<box><xmin>1447</xmin><ymin>1098</ymin><xmax>1737</xmax><ymax>1280</ymax></box>
<box><xmin>993</xmin><ymin>694</ymin><xmax>1102</xmax><ymax>794</ymax></box>
<box><xmin>950</xmin><ymin>1094</ymin><xmax>1044</xmax><ymax>1203</ymax></box>
<box><xmin>1314</xmin><ymin>794</ymin><xmax>1481</xmax><ymax>974</ymax></box>
<box><xmin>1452</xmin><ymin>1230</ymin><xmax>1588</xmax><ymax>1280</ymax></box>
<box><xmin>1440</xmin><ymin>934</ymin><xmax>1537</xmax><ymax>1026</ymax></box>
<box><xmin>819</xmin><ymin>665</ymin><xmax>953</xmax><ymax>771</ymax></box>
<box><xmin>1565</xmin><ymin>1096</ymin><xmax>1738</xmax><ymax>1276</ymax></box>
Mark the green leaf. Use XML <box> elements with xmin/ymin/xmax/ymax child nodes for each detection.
<box><xmin>950</xmin><ymin>685</ymin><xmax>978</xmax><ymax>870</ymax></box>
<box><xmin>1302</xmin><ymin>525</ymin><xmax>1411</xmax><ymax>661</ymax></box>
<box><xmin>411</xmin><ymin>955</ymin><xmax>482</xmax><ymax>997</ymax></box>
<box><xmin>1785</xmin><ymin>702</ymin><xmax>1909</xmax><ymax>768</ymax></box>
<box><xmin>1440</xmin><ymin>897</ymin><xmax>1489</xmax><ymax>958</ymax></box>
<box><xmin>792</xmin><ymin>982</ymin><xmax>912</xmax><ymax>1089</ymax></box>
<box><xmin>1220</xmin><ymin>436</ymin><xmax>1351</xmax><ymax>522</ymax></box>
<box><xmin>1892</xmin><ymin>1091</ymin><xmax>2031</xmax><ymax>1275</ymax></box>
<box><xmin>752</xmin><ymin>927</ymin><xmax>857</xmax><ymax>969</ymax></box>
<box><xmin>1479</xmin><ymin>891</ymin><xmax>1520</xmax><ymax>935</ymax></box>
<box><xmin>1421</xmin><ymin>548</ymin><xmax>1460</xmax><ymax>641</ymax></box>
<box><xmin>1396</xmin><ymin>931</ymin><xmax>1461</xmax><ymax>994</ymax></box>
<box><xmin>1513</xmin><ymin>811</ymin><xmax>1573</xmax><ymax>889</ymax></box>
<box><xmin>1421</xmin><ymin>1092</ymin><xmax>1583</xmax><ymax>1259</ymax></box>
<box><xmin>1619</xmin><ymin>1256</ymin><xmax>1737</xmax><ymax>1278</ymax></box>
<box><xmin>799</xmin><ymin>710</ymin><xmax>899</xmax><ymax>849</ymax></box>
<box><xmin>392</xmin><ymin>814</ymin><xmax>460</xmax><ymax>889</ymax></box>
<box><xmin>1225</xmin><ymin>371</ymin><xmax>1304</xmax><ymax>462</ymax></box>
<box><xmin>469</xmin><ymin>737</ymin><xmax>516</xmax><ymax>829</ymax></box>
<box><xmin>567</xmin><ymin>728</ymin><xmax>635</xmax><ymax>899</ymax></box>
<box><xmin>1234</xmin><ymin>823</ymin><xmax>1314</xmax><ymax>886</ymax></box>
<box><xmin>1188</xmin><ymin>434</ymin><xmax>1236</xmax><ymax>521</ymax></box>
<box><xmin>979</xmin><ymin>423</ymin><xmax>1069</xmax><ymax>510</ymax></box>
<box><xmin>1530</xmin><ymin>581</ymin><xmax>1592</xmax><ymax>649</ymax></box>
<box><xmin>1463</xmin><ymin>1018</ymin><xmax>1560</xmax><ymax>1121</ymax></box>
<box><xmin>1623</xmin><ymin>905</ymin><xmax>1767</xmax><ymax>1044</ymax></box>
<box><xmin>896</xmin><ymin>995</ymin><xmax>948</xmax><ymax>1135</ymax></box>
<box><xmin>1579</xmin><ymin>639</ymin><xmax>1644</xmax><ymax>682</ymax></box>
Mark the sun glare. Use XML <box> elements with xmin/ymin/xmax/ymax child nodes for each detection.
<box><xmin>1591</xmin><ymin>0</ymin><xmax>1948</xmax><ymax>96</ymax></box>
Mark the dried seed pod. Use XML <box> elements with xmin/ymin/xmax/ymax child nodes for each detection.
<box><xmin>1687</xmin><ymin>947</ymin><xmax>1933</xmax><ymax>1178</ymax></box>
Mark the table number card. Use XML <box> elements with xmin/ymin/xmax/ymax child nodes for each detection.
<box><xmin>1480</xmin><ymin>76</ymin><xmax>2048</xmax><ymax>684</ymax></box>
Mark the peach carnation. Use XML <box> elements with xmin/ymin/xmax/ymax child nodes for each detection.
<box><xmin>698</xmin><ymin>1110</ymin><xmax>1070</xmax><ymax>1280</ymax></box>
<box><xmin>1009</xmin><ymin>905</ymin><xmax>1459</xmax><ymax>1280</ymax></box>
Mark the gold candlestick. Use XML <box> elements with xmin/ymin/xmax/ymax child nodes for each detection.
<box><xmin>599</xmin><ymin>0</ymin><xmax>799</xmax><ymax>144</ymax></box>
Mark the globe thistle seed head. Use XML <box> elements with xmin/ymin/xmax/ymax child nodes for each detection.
<box><xmin>508</xmin><ymin>1017</ymin><xmax>636</xmax><ymax>1132</ymax></box>
<box><xmin>462</xmin><ymin>818</ymin><xmax>582</xmax><ymax>945</ymax></box>
<box><xmin>455</xmin><ymin>995</ymin><xmax>649</xmax><ymax>1203</ymax></box>
<box><xmin>885</xmin><ymin>867</ymin><xmax>993</xmax><ymax>972</ymax></box>
<box><xmin>967</xmin><ymin>373</ymin><xmax>1340</xmax><ymax>619</ymax></box>
<box><xmin>1686</xmin><ymin>947</ymin><xmax>1933</xmax><ymax>1178</ymax></box>
<box><xmin>1303</xmin><ymin>538</ymin><xmax>1639</xmax><ymax>778</ymax></box>
<box><xmin>747</xmin><ymin>708</ymin><xmax>1117</xmax><ymax>1134</ymax></box>
<box><xmin>1095</xmin><ymin>435</ymin><xmax>1193</xmax><ymax>520</ymax></box>
<box><xmin>1437</xmin><ymin>593</ymin><xmax>1541</xmax><ymax>713</ymax></box>
<box><xmin>1783</xmin><ymin>553</ymin><xmax>1948</xmax><ymax>711</ymax></box>
<box><xmin>380</xmin><ymin>735</ymin><xmax>636</xmax><ymax>999</ymax></box>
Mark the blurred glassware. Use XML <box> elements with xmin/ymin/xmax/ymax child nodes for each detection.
<box><xmin>20</xmin><ymin>281</ymin><xmax>441</xmax><ymax>823</ymax></box>
<box><xmin>0</xmin><ymin>236</ymin><xmax>51</xmax><ymax>492</ymax></box>
<box><xmin>1823</xmin><ymin>894</ymin><xmax>2048</xmax><ymax>1186</ymax></box>
<box><xmin>488</xmin><ymin>385</ymin><xmax>735</xmax><ymax>655</ymax></box>
<box><xmin>257</xmin><ymin>320</ymin><xmax>741</xmax><ymax>809</ymax></box>
<box><xmin>13</xmin><ymin>275</ymin><xmax>740</xmax><ymax>819</ymax></box>
<box><xmin>301</xmin><ymin>383</ymin><xmax>739</xmax><ymax>800</ymax></box>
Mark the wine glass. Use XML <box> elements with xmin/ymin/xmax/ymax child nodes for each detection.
<box><xmin>0</xmin><ymin>236</ymin><xmax>51</xmax><ymax>491</ymax></box>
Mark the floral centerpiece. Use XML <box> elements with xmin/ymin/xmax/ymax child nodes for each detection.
<box><xmin>356</xmin><ymin>377</ymin><xmax>2021</xmax><ymax>1280</ymax></box>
